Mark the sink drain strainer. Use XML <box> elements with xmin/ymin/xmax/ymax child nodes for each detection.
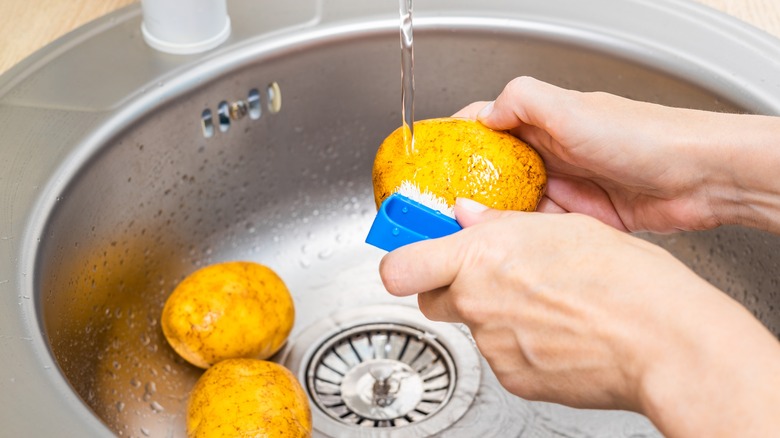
<box><xmin>306</xmin><ymin>323</ymin><xmax>455</xmax><ymax>427</ymax></box>
<box><xmin>282</xmin><ymin>305</ymin><xmax>481</xmax><ymax>437</ymax></box>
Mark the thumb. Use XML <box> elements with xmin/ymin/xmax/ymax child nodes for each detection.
<box><xmin>454</xmin><ymin>198</ymin><xmax>517</xmax><ymax>228</ymax></box>
<box><xmin>476</xmin><ymin>76</ymin><xmax>567</xmax><ymax>131</ymax></box>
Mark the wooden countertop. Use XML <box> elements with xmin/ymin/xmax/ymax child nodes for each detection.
<box><xmin>1</xmin><ymin>0</ymin><xmax>780</xmax><ymax>76</ymax></box>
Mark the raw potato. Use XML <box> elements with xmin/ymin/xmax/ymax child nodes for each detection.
<box><xmin>187</xmin><ymin>358</ymin><xmax>312</xmax><ymax>438</ymax></box>
<box><xmin>161</xmin><ymin>261</ymin><xmax>294</xmax><ymax>369</ymax></box>
<box><xmin>373</xmin><ymin>118</ymin><xmax>546</xmax><ymax>211</ymax></box>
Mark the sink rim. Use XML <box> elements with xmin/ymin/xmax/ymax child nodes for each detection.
<box><xmin>5</xmin><ymin>0</ymin><xmax>780</xmax><ymax>436</ymax></box>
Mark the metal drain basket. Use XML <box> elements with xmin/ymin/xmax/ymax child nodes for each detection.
<box><xmin>281</xmin><ymin>305</ymin><xmax>481</xmax><ymax>438</ymax></box>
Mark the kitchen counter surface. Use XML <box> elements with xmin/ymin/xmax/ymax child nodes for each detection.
<box><xmin>1</xmin><ymin>0</ymin><xmax>780</xmax><ymax>75</ymax></box>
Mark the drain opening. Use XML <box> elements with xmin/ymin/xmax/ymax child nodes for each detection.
<box><xmin>284</xmin><ymin>305</ymin><xmax>481</xmax><ymax>437</ymax></box>
<box><xmin>306</xmin><ymin>323</ymin><xmax>456</xmax><ymax>428</ymax></box>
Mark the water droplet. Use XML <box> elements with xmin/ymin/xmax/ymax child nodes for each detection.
<box><xmin>392</xmin><ymin>228</ymin><xmax>400</xmax><ymax>236</ymax></box>
<box><xmin>116</xmin><ymin>401</ymin><xmax>125</xmax><ymax>412</ymax></box>
<box><xmin>140</xmin><ymin>427</ymin><xmax>150</xmax><ymax>436</ymax></box>
<box><xmin>150</xmin><ymin>401</ymin><xmax>165</xmax><ymax>413</ymax></box>
<box><xmin>402</xmin><ymin>207</ymin><xmax>409</xmax><ymax>214</ymax></box>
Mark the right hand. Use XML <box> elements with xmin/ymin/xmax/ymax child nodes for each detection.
<box><xmin>454</xmin><ymin>76</ymin><xmax>780</xmax><ymax>234</ymax></box>
<box><xmin>380</xmin><ymin>199</ymin><xmax>780</xmax><ymax>438</ymax></box>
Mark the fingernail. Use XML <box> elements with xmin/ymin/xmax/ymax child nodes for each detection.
<box><xmin>477</xmin><ymin>101</ymin><xmax>495</xmax><ymax>121</ymax></box>
<box><xmin>456</xmin><ymin>197</ymin><xmax>489</xmax><ymax>213</ymax></box>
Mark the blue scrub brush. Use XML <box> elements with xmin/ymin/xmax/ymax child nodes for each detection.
<box><xmin>365</xmin><ymin>181</ymin><xmax>462</xmax><ymax>252</ymax></box>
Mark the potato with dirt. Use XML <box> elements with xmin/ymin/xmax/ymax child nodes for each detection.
<box><xmin>161</xmin><ymin>261</ymin><xmax>295</xmax><ymax>369</ymax></box>
<box><xmin>373</xmin><ymin>117</ymin><xmax>546</xmax><ymax>212</ymax></box>
<box><xmin>187</xmin><ymin>358</ymin><xmax>312</xmax><ymax>438</ymax></box>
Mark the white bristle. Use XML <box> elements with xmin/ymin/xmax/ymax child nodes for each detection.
<box><xmin>396</xmin><ymin>181</ymin><xmax>455</xmax><ymax>218</ymax></box>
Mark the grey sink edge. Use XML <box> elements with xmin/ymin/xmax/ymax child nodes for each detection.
<box><xmin>2</xmin><ymin>0</ymin><xmax>780</xmax><ymax>436</ymax></box>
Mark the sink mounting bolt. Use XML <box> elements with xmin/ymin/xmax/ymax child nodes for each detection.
<box><xmin>229</xmin><ymin>100</ymin><xmax>248</xmax><ymax>120</ymax></box>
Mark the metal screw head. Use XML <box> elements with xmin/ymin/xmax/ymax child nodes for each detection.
<box><xmin>229</xmin><ymin>100</ymin><xmax>248</xmax><ymax>120</ymax></box>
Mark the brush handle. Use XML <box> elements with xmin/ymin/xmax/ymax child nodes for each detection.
<box><xmin>366</xmin><ymin>193</ymin><xmax>462</xmax><ymax>252</ymax></box>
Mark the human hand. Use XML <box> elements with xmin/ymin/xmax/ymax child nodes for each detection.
<box><xmin>379</xmin><ymin>199</ymin><xmax>780</xmax><ymax>437</ymax></box>
<box><xmin>381</xmin><ymin>197</ymin><xmax>717</xmax><ymax>410</ymax></box>
<box><xmin>454</xmin><ymin>77</ymin><xmax>780</xmax><ymax>233</ymax></box>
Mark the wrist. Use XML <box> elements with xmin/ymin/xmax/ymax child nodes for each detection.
<box><xmin>692</xmin><ymin>113</ymin><xmax>780</xmax><ymax>233</ymax></box>
<box><xmin>636</xmin><ymin>284</ymin><xmax>780</xmax><ymax>437</ymax></box>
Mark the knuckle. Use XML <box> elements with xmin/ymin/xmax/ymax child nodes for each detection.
<box><xmin>505</xmin><ymin>76</ymin><xmax>532</xmax><ymax>99</ymax></box>
<box><xmin>448</xmin><ymin>292</ymin><xmax>474</xmax><ymax>320</ymax></box>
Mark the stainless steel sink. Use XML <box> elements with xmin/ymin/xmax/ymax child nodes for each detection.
<box><xmin>3</xmin><ymin>0</ymin><xmax>780</xmax><ymax>436</ymax></box>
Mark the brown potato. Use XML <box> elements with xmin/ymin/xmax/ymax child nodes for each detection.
<box><xmin>187</xmin><ymin>358</ymin><xmax>312</xmax><ymax>437</ymax></box>
<box><xmin>161</xmin><ymin>261</ymin><xmax>294</xmax><ymax>368</ymax></box>
<box><xmin>373</xmin><ymin>118</ymin><xmax>546</xmax><ymax>212</ymax></box>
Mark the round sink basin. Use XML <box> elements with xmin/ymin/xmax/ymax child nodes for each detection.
<box><xmin>3</xmin><ymin>0</ymin><xmax>780</xmax><ymax>436</ymax></box>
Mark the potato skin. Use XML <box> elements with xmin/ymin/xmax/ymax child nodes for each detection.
<box><xmin>187</xmin><ymin>358</ymin><xmax>312</xmax><ymax>438</ymax></box>
<box><xmin>373</xmin><ymin>118</ymin><xmax>546</xmax><ymax>211</ymax></box>
<box><xmin>161</xmin><ymin>261</ymin><xmax>294</xmax><ymax>369</ymax></box>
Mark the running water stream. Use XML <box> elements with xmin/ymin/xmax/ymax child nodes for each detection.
<box><xmin>399</xmin><ymin>0</ymin><xmax>415</xmax><ymax>154</ymax></box>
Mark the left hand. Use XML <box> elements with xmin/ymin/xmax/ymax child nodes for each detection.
<box><xmin>451</xmin><ymin>77</ymin><xmax>780</xmax><ymax>234</ymax></box>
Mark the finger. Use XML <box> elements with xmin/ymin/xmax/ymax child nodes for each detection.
<box><xmin>379</xmin><ymin>235</ymin><xmax>465</xmax><ymax>297</ymax></box>
<box><xmin>417</xmin><ymin>287</ymin><xmax>462</xmax><ymax>323</ymax></box>
<box><xmin>478</xmin><ymin>76</ymin><xmax>575</xmax><ymax>132</ymax></box>
<box><xmin>508</xmin><ymin>124</ymin><xmax>564</xmax><ymax>167</ymax></box>
<box><xmin>536</xmin><ymin>195</ymin><xmax>567</xmax><ymax>214</ymax></box>
<box><xmin>545</xmin><ymin>177</ymin><xmax>629</xmax><ymax>231</ymax></box>
<box><xmin>454</xmin><ymin>197</ymin><xmax>523</xmax><ymax>228</ymax></box>
<box><xmin>452</xmin><ymin>101</ymin><xmax>491</xmax><ymax>119</ymax></box>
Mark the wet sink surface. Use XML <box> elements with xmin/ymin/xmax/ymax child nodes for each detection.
<box><xmin>4</xmin><ymin>1</ymin><xmax>780</xmax><ymax>437</ymax></box>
